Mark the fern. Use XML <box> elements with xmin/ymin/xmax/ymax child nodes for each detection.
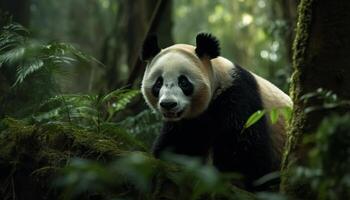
<box><xmin>0</xmin><ymin>24</ymin><xmax>28</xmax><ymax>68</ymax></box>
<box><xmin>0</xmin><ymin>23</ymin><xmax>105</xmax><ymax>118</ymax></box>
<box><xmin>103</xmin><ymin>89</ymin><xmax>140</xmax><ymax>121</ymax></box>
<box><xmin>29</xmin><ymin>89</ymin><xmax>149</xmax><ymax>151</ymax></box>
<box><xmin>14</xmin><ymin>58</ymin><xmax>44</xmax><ymax>85</ymax></box>
<box><xmin>32</xmin><ymin>89</ymin><xmax>141</xmax><ymax>130</ymax></box>
<box><xmin>0</xmin><ymin>46</ymin><xmax>25</xmax><ymax>66</ymax></box>
<box><xmin>0</xmin><ymin>23</ymin><xmax>101</xmax><ymax>86</ymax></box>
<box><xmin>118</xmin><ymin>109</ymin><xmax>162</xmax><ymax>148</ymax></box>
<box><xmin>1</xmin><ymin>24</ymin><xmax>153</xmax><ymax>152</ymax></box>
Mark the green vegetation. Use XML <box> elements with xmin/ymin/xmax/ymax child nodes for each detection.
<box><xmin>0</xmin><ymin>22</ymin><xmax>256</xmax><ymax>199</ymax></box>
<box><xmin>174</xmin><ymin>0</ymin><xmax>294</xmax><ymax>91</ymax></box>
<box><xmin>282</xmin><ymin>88</ymin><xmax>350</xmax><ymax>199</ymax></box>
<box><xmin>1</xmin><ymin>1</ymin><xmax>349</xmax><ymax>199</ymax></box>
<box><xmin>292</xmin><ymin>114</ymin><xmax>350</xmax><ymax>200</ymax></box>
<box><xmin>242</xmin><ymin>106</ymin><xmax>292</xmax><ymax>133</ymax></box>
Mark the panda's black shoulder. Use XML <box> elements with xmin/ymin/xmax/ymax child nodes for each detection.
<box><xmin>231</xmin><ymin>64</ymin><xmax>258</xmax><ymax>88</ymax></box>
<box><xmin>209</xmin><ymin>63</ymin><xmax>264</xmax><ymax>123</ymax></box>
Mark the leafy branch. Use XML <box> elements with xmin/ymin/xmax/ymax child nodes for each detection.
<box><xmin>0</xmin><ymin>23</ymin><xmax>102</xmax><ymax>86</ymax></box>
<box><xmin>33</xmin><ymin>89</ymin><xmax>140</xmax><ymax>130</ymax></box>
<box><xmin>301</xmin><ymin>88</ymin><xmax>350</xmax><ymax>113</ymax></box>
<box><xmin>241</xmin><ymin>106</ymin><xmax>292</xmax><ymax>134</ymax></box>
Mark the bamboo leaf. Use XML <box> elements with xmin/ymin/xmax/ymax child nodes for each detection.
<box><xmin>269</xmin><ymin>108</ymin><xmax>279</xmax><ymax>124</ymax></box>
<box><xmin>243</xmin><ymin>110</ymin><xmax>266</xmax><ymax>130</ymax></box>
<box><xmin>281</xmin><ymin>106</ymin><xmax>293</xmax><ymax>121</ymax></box>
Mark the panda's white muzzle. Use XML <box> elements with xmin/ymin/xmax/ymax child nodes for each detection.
<box><xmin>157</xmin><ymin>79</ymin><xmax>190</xmax><ymax>121</ymax></box>
<box><xmin>159</xmin><ymin>99</ymin><xmax>184</xmax><ymax>120</ymax></box>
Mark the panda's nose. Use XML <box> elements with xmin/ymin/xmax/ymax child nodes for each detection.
<box><xmin>160</xmin><ymin>101</ymin><xmax>177</xmax><ymax>110</ymax></box>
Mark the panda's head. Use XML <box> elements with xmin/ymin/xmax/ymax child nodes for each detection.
<box><xmin>141</xmin><ymin>33</ymin><xmax>220</xmax><ymax>121</ymax></box>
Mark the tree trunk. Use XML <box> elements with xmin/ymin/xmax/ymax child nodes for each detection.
<box><xmin>126</xmin><ymin>0</ymin><xmax>150</xmax><ymax>71</ymax></box>
<box><xmin>100</xmin><ymin>1</ymin><xmax>127</xmax><ymax>91</ymax></box>
<box><xmin>101</xmin><ymin>0</ymin><xmax>173</xmax><ymax>91</ymax></box>
<box><xmin>281</xmin><ymin>0</ymin><xmax>350</xmax><ymax>198</ymax></box>
<box><xmin>279</xmin><ymin>0</ymin><xmax>298</xmax><ymax>63</ymax></box>
<box><xmin>126</xmin><ymin>0</ymin><xmax>174</xmax><ymax>88</ymax></box>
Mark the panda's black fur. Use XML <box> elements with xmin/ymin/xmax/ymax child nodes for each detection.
<box><xmin>152</xmin><ymin>64</ymin><xmax>278</xmax><ymax>190</ymax></box>
<box><xmin>195</xmin><ymin>33</ymin><xmax>220</xmax><ymax>58</ymax></box>
<box><xmin>141</xmin><ymin>34</ymin><xmax>161</xmax><ymax>61</ymax></box>
<box><xmin>141</xmin><ymin>33</ymin><xmax>287</xmax><ymax>191</ymax></box>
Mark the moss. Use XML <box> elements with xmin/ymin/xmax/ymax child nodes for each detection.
<box><xmin>0</xmin><ymin>118</ymin><xmax>127</xmax><ymax>199</ymax></box>
<box><xmin>0</xmin><ymin>118</ymin><xmax>130</xmax><ymax>164</ymax></box>
<box><xmin>281</xmin><ymin>0</ymin><xmax>315</xmax><ymax>196</ymax></box>
<box><xmin>0</xmin><ymin>118</ymin><xmax>257</xmax><ymax>200</ymax></box>
<box><xmin>283</xmin><ymin>114</ymin><xmax>350</xmax><ymax>200</ymax></box>
<box><xmin>282</xmin><ymin>1</ymin><xmax>350</xmax><ymax>197</ymax></box>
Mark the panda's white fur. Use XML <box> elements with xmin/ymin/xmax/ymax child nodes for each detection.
<box><xmin>251</xmin><ymin>74</ymin><xmax>292</xmax><ymax>157</ymax></box>
<box><xmin>142</xmin><ymin>44</ymin><xmax>214</xmax><ymax>120</ymax></box>
<box><xmin>141</xmin><ymin>33</ymin><xmax>292</xmax><ymax>190</ymax></box>
<box><xmin>141</xmin><ymin>44</ymin><xmax>291</xmax><ymax>134</ymax></box>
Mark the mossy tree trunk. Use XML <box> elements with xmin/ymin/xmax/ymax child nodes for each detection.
<box><xmin>281</xmin><ymin>0</ymin><xmax>350</xmax><ymax>198</ymax></box>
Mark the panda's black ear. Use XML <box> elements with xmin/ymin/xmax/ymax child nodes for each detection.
<box><xmin>141</xmin><ymin>34</ymin><xmax>161</xmax><ymax>61</ymax></box>
<box><xmin>195</xmin><ymin>33</ymin><xmax>220</xmax><ymax>59</ymax></box>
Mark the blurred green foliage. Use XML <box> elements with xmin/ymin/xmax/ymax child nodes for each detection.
<box><xmin>4</xmin><ymin>1</ymin><xmax>348</xmax><ymax>200</ymax></box>
<box><xmin>0</xmin><ymin>22</ymin><xmax>271</xmax><ymax>199</ymax></box>
<box><xmin>24</xmin><ymin>0</ymin><xmax>292</xmax><ymax>92</ymax></box>
<box><xmin>0</xmin><ymin>23</ymin><xmax>98</xmax><ymax>118</ymax></box>
<box><xmin>286</xmin><ymin>89</ymin><xmax>350</xmax><ymax>200</ymax></box>
<box><xmin>1</xmin><ymin>1</ymin><xmax>349</xmax><ymax>199</ymax></box>
<box><xmin>174</xmin><ymin>0</ymin><xmax>291</xmax><ymax>91</ymax></box>
<box><xmin>292</xmin><ymin>114</ymin><xmax>350</xmax><ymax>200</ymax></box>
<box><xmin>300</xmin><ymin>88</ymin><xmax>350</xmax><ymax>113</ymax></box>
<box><xmin>55</xmin><ymin>152</ymin><xmax>256</xmax><ymax>200</ymax></box>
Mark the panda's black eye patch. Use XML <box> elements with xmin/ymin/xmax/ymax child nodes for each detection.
<box><xmin>178</xmin><ymin>75</ymin><xmax>194</xmax><ymax>96</ymax></box>
<box><xmin>152</xmin><ymin>76</ymin><xmax>163</xmax><ymax>97</ymax></box>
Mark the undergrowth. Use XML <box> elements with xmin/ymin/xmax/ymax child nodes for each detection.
<box><xmin>0</xmin><ymin>23</ymin><xmax>254</xmax><ymax>200</ymax></box>
<box><xmin>1</xmin><ymin>22</ymin><xmax>348</xmax><ymax>200</ymax></box>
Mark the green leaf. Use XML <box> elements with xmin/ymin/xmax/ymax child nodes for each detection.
<box><xmin>281</xmin><ymin>106</ymin><xmax>293</xmax><ymax>121</ymax></box>
<box><xmin>269</xmin><ymin>108</ymin><xmax>279</xmax><ymax>124</ymax></box>
<box><xmin>243</xmin><ymin>110</ymin><xmax>266</xmax><ymax>130</ymax></box>
<box><xmin>0</xmin><ymin>46</ymin><xmax>25</xmax><ymax>66</ymax></box>
<box><xmin>14</xmin><ymin>59</ymin><xmax>44</xmax><ymax>85</ymax></box>
<box><xmin>102</xmin><ymin>88</ymin><xmax>128</xmax><ymax>103</ymax></box>
<box><xmin>111</xmin><ymin>90</ymin><xmax>140</xmax><ymax>112</ymax></box>
<box><xmin>103</xmin><ymin>89</ymin><xmax>140</xmax><ymax>121</ymax></box>
<box><xmin>3</xmin><ymin>23</ymin><xmax>29</xmax><ymax>34</ymax></box>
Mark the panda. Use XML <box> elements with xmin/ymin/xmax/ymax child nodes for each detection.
<box><xmin>140</xmin><ymin>33</ymin><xmax>292</xmax><ymax>190</ymax></box>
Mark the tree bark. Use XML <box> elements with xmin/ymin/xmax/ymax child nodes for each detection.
<box><xmin>101</xmin><ymin>0</ymin><xmax>173</xmax><ymax>91</ymax></box>
<box><xmin>126</xmin><ymin>0</ymin><xmax>150</xmax><ymax>71</ymax></box>
<box><xmin>281</xmin><ymin>0</ymin><xmax>350</xmax><ymax>198</ymax></box>
<box><xmin>279</xmin><ymin>0</ymin><xmax>299</xmax><ymax>63</ymax></box>
<box><xmin>100</xmin><ymin>1</ymin><xmax>127</xmax><ymax>91</ymax></box>
<box><xmin>126</xmin><ymin>0</ymin><xmax>174</xmax><ymax>88</ymax></box>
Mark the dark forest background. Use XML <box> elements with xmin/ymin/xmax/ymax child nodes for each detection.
<box><xmin>1</xmin><ymin>0</ymin><xmax>296</xmax><ymax>94</ymax></box>
<box><xmin>1</xmin><ymin>0</ymin><xmax>349</xmax><ymax>200</ymax></box>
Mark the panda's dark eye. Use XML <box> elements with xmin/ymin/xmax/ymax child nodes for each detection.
<box><xmin>178</xmin><ymin>75</ymin><xmax>193</xmax><ymax>96</ymax></box>
<box><xmin>152</xmin><ymin>76</ymin><xmax>163</xmax><ymax>97</ymax></box>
